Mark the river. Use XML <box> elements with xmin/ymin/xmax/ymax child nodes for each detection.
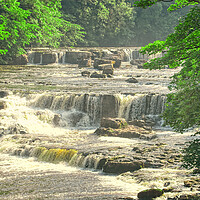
<box><xmin>0</xmin><ymin>55</ymin><xmax>199</xmax><ymax>199</ymax></box>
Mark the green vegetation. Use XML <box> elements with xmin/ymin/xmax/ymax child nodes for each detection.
<box><xmin>61</xmin><ymin>0</ymin><xmax>189</xmax><ymax>47</ymax></box>
<box><xmin>134</xmin><ymin>0</ymin><xmax>200</xmax><ymax>169</ymax></box>
<box><xmin>1</xmin><ymin>0</ymin><xmax>190</xmax><ymax>63</ymax></box>
<box><xmin>0</xmin><ymin>0</ymin><xmax>84</xmax><ymax>64</ymax></box>
<box><xmin>32</xmin><ymin>147</ymin><xmax>78</xmax><ymax>163</ymax></box>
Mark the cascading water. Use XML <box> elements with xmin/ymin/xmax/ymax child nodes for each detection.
<box><xmin>0</xmin><ymin>92</ymin><xmax>198</xmax><ymax>200</ymax></box>
<box><xmin>31</xmin><ymin>93</ymin><xmax>166</xmax><ymax>126</ymax></box>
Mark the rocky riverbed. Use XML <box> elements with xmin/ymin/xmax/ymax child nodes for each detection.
<box><xmin>0</xmin><ymin>60</ymin><xmax>199</xmax><ymax>199</ymax></box>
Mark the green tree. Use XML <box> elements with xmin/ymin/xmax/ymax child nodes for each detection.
<box><xmin>132</xmin><ymin>2</ymin><xmax>190</xmax><ymax>46</ymax></box>
<box><xmin>134</xmin><ymin>0</ymin><xmax>200</xmax><ymax>169</ymax></box>
<box><xmin>0</xmin><ymin>0</ymin><xmax>84</xmax><ymax>64</ymax></box>
<box><xmin>0</xmin><ymin>0</ymin><xmax>36</xmax><ymax>64</ymax></box>
<box><xmin>61</xmin><ymin>0</ymin><xmax>136</xmax><ymax>47</ymax></box>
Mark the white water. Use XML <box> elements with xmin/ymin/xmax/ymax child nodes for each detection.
<box><xmin>0</xmin><ymin>93</ymin><xmax>199</xmax><ymax>199</ymax></box>
<box><xmin>0</xmin><ymin>153</ymin><xmax>146</xmax><ymax>199</ymax></box>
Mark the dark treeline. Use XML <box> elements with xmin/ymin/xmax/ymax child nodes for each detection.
<box><xmin>61</xmin><ymin>0</ymin><xmax>189</xmax><ymax>47</ymax></box>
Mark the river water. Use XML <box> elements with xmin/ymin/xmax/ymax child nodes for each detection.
<box><xmin>0</xmin><ymin>62</ymin><xmax>199</xmax><ymax>199</ymax></box>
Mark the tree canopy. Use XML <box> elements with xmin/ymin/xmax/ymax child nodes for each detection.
<box><xmin>0</xmin><ymin>0</ymin><xmax>84</xmax><ymax>64</ymax></box>
<box><xmin>135</xmin><ymin>0</ymin><xmax>200</xmax><ymax>169</ymax></box>
<box><xmin>61</xmin><ymin>0</ymin><xmax>136</xmax><ymax>47</ymax></box>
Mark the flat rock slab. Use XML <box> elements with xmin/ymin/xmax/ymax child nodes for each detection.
<box><xmin>95</xmin><ymin>125</ymin><xmax>156</xmax><ymax>140</ymax></box>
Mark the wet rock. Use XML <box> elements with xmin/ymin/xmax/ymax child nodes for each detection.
<box><xmin>170</xmin><ymin>194</ymin><xmax>200</xmax><ymax>200</ymax></box>
<box><xmin>100</xmin><ymin>118</ymin><xmax>128</xmax><ymax>129</ymax></box>
<box><xmin>42</xmin><ymin>53</ymin><xmax>58</xmax><ymax>64</ymax></box>
<box><xmin>103</xmin><ymin>161</ymin><xmax>143</xmax><ymax>174</ymax></box>
<box><xmin>78</xmin><ymin>58</ymin><xmax>92</xmax><ymax>68</ymax></box>
<box><xmin>93</xmin><ymin>58</ymin><xmax>113</xmax><ymax>69</ymax></box>
<box><xmin>65</xmin><ymin>51</ymin><xmax>91</xmax><ymax>64</ymax></box>
<box><xmin>137</xmin><ymin>188</ymin><xmax>164</xmax><ymax>200</ymax></box>
<box><xmin>95</xmin><ymin>125</ymin><xmax>156</xmax><ymax>140</ymax></box>
<box><xmin>96</xmin><ymin>158</ymin><xmax>107</xmax><ymax>170</ymax></box>
<box><xmin>102</xmin><ymin>64</ymin><xmax>114</xmax><ymax>75</ymax></box>
<box><xmin>9</xmin><ymin>54</ymin><xmax>28</xmax><ymax>65</ymax></box>
<box><xmin>81</xmin><ymin>71</ymin><xmax>91</xmax><ymax>77</ymax></box>
<box><xmin>68</xmin><ymin>112</ymin><xmax>86</xmax><ymax>126</ymax></box>
<box><xmin>126</xmin><ymin>77</ymin><xmax>138</xmax><ymax>83</ymax></box>
<box><xmin>0</xmin><ymin>101</ymin><xmax>7</xmax><ymax>109</ymax></box>
<box><xmin>128</xmin><ymin>120</ymin><xmax>147</xmax><ymax>128</ymax></box>
<box><xmin>7</xmin><ymin>124</ymin><xmax>28</xmax><ymax>135</ymax></box>
<box><xmin>130</xmin><ymin>59</ymin><xmax>147</xmax><ymax>68</ymax></box>
<box><xmin>113</xmin><ymin>58</ymin><xmax>122</xmax><ymax>68</ymax></box>
<box><xmin>184</xmin><ymin>179</ymin><xmax>199</xmax><ymax>187</ymax></box>
<box><xmin>101</xmin><ymin>95</ymin><xmax>119</xmax><ymax>118</ymax></box>
<box><xmin>0</xmin><ymin>91</ymin><xmax>9</xmax><ymax>98</ymax></box>
<box><xmin>90</xmin><ymin>72</ymin><xmax>106</xmax><ymax>78</ymax></box>
<box><xmin>52</xmin><ymin>114</ymin><xmax>61</xmax><ymax>126</ymax></box>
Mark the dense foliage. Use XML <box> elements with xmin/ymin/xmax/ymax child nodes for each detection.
<box><xmin>61</xmin><ymin>0</ymin><xmax>189</xmax><ymax>46</ymax></box>
<box><xmin>133</xmin><ymin>2</ymin><xmax>190</xmax><ymax>45</ymax></box>
<box><xmin>140</xmin><ymin>6</ymin><xmax>200</xmax><ymax>133</ymax></box>
<box><xmin>135</xmin><ymin>0</ymin><xmax>200</xmax><ymax>169</ymax></box>
<box><xmin>62</xmin><ymin>0</ymin><xmax>136</xmax><ymax>46</ymax></box>
<box><xmin>0</xmin><ymin>0</ymin><xmax>84</xmax><ymax>64</ymax></box>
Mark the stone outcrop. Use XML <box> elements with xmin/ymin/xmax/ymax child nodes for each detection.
<box><xmin>137</xmin><ymin>189</ymin><xmax>164</xmax><ymax>199</ymax></box>
<box><xmin>0</xmin><ymin>101</ymin><xmax>7</xmax><ymax>109</ymax></box>
<box><xmin>10</xmin><ymin>54</ymin><xmax>28</xmax><ymax>65</ymax></box>
<box><xmin>90</xmin><ymin>72</ymin><xmax>106</xmax><ymax>78</ymax></box>
<box><xmin>103</xmin><ymin>161</ymin><xmax>143</xmax><ymax>174</ymax></box>
<box><xmin>95</xmin><ymin>118</ymin><xmax>156</xmax><ymax>140</ymax></box>
<box><xmin>101</xmin><ymin>96</ymin><xmax>119</xmax><ymax>118</ymax></box>
<box><xmin>42</xmin><ymin>53</ymin><xmax>58</xmax><ymax>65</ymax></box>
<box><xmin>78</xmin><ymin>58</ymin><xmax>92</xmax><ymax>68</ymax></box>
<box><xmin>95</xmin><ymin>126</ymin><xmax>156</xmax><ymax>140</ymax></box>
<box><xmin>126</xmin><ymin>77</ymin><xmax>138</xmax><ymax>83</ymax></box>
<box><xmin>130</xmin><ymin>59</ymin><xmax>147</xmax><ymax>68</ymax></box>
<box><xmin>81</xmin><ymin>71</ymin><xmax>91</xmax><ymax>77</ymax></box>
<box><xmin>65</xmin><ymin>51</ymin><xmax>91</xmax><ymax>64</ymax></box>
<box><xmin>102</xmin><ymin>64</ymin><xmax>114</xmax><ymax>75</ymax></box>
<box><xmin>128</xmin><ymin>119</ymin><xmax>155</xmax><ymax>129</ymax></box>
<box><xmin>93</xmin><ymin>58</ymin><xmax>114</xmax><ymax>70</ymax></box>
<box><xmin>0</xmin><ymin>91</ymin><xmax>9</xmax><ymax>98</ymax></box>
<box><xmin>100</xmin><ymin>118</ymin><xmax>128</xmax><ymax>129</ymax></box>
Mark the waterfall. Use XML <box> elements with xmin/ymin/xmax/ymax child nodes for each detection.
<box><xmin>31</xmin><ymin>93</ymin><xmax>166</xmax><ymax>126</ymax></box>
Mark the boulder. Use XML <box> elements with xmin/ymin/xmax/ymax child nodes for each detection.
<box><xmin>103</xmin><ymin>161</ymin><xmax>143</xmax><ymax>174</ymax></box>
<box><xmin>102</xmin><ymin>64</ymin><xmax>114</xmax><ymax>75</ymax></box>
<box><xmin>0</xmin><ymin>91</ymin><xmax>9</xmax><ymax>98</ymax></box>
<box><xmin>8</xmin><ymin>54</ymin><xmax>28</xmax><ymax>65</ymax></box>
<box><xmin>102</xmin><ymin>56</ymin><xmax>122</xmax><ymax>68</ymax></box>
<box><xmin>95</xmin><ymin>124</ymin><xmax>156</xmax><ymax>140</ymax></box>
<box><xmin>101</xmin><ymin>95</ymin><xmax>119</xmax><ymax>118</ymax></box>
<box><xmin>128</xmin><ymin>119</ymin><xmax>154</xmax><ymax>129</ymax></box>
<box><xmin>90</xmin><ymin>72</ymin><xmax>106</xmax><ymax>78</ymax></box>
<box><xmin>100</xmin><ymin>118</ymin><xmax>128</xmax><ymax>129</ymax></box>
<box><xmin>42</xmin><ymin>53</ymin><xmax>58</xmax><ymax>64</ymax></box>
<box><xmin>32</xmin><ymin>52</ymin><xmax>42</xmax><ymax>64</ymax></box>
<box><xmin>130</xmin><ymin>59</ymin><xmax>147</xmax><ymax>68</ymax></box>
<box><xmin>137</xmin><ymin>189</ymin><xmax>164</xmax><ymax>200</ymax></box>
<box><xmin>176</xmin><ymin>194</ymin><xmax>200</xmax><ymax>200</ymax></box>
<box><xmin>52</xmin><ymin>114</ymin><xmax>61</xmax><ymax>126</ymax></box>
<box><xmin>81</xmin><ymin>71</ymin><xmax>91</xmax><ymax>77</ymax></box>
<box><xmin>0</xmin><ymin>101</ymin><xmax>7</xmax><ymax>109</ymax></box>
<box><xmin>78</xmin><ymin>58</ymin><xmax>92</xmax><ymax>68</ymax></box>
<box><xmin>113</xmin><ymin>59</ymin><xmax>122</xmax><ymax>68</ymax></box>
<box><xmin>93</xmin><ymin>58</ymin><xmax>113</xmax><ymax>69</ymax></box>
<box><xmin>126</xmin><ymin>77</ymin><xmax>138</xmax><ymax>83</ymax></box>
<box><xmin>65</xmin><ymin>51</ymin><xmax>91</xmax><ymax>64</ymax></box>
